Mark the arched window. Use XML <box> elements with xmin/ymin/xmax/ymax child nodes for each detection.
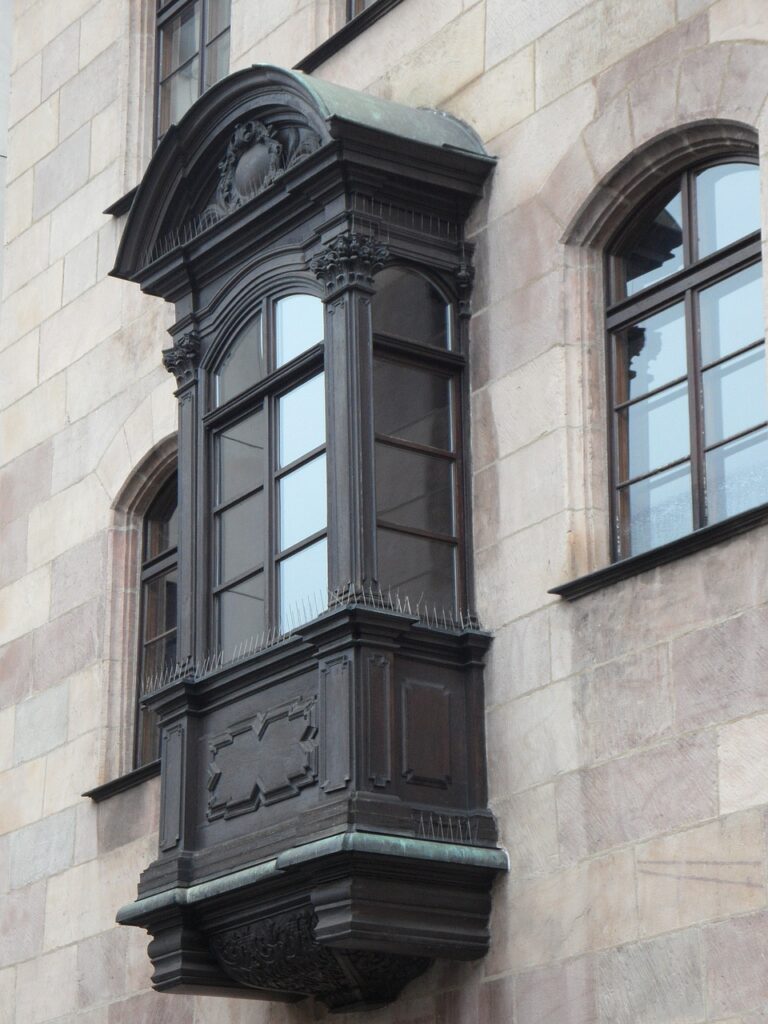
<box><xmin>135</xmin><ymin>471</ymin><xmax>178</xmax><ymax>766</ymax></box>
<box><xmin>606</xmin><ymin>159</ymin><xmax>765</xmax><ymax>558</ymax></box>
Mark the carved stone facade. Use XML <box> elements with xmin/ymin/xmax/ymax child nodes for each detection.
<box><xmin>5</xmin><ymin>3</ymin><xmax>768</xmax><ymax>1024</ymax></box>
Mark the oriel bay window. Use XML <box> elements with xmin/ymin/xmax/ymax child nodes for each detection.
<box><xmin>112</xmin><ymin>66</ymin><xmax>504</xmax><ymax>1011</ymax></box>
<box><xmin>607</xmin><ymin>159</ymin><xmax>766</xmax><ymax>559</ymax></box>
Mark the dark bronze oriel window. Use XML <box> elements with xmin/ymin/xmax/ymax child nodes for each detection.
<box><xmin>606</xmin><ymin>160</ymin><xmax>765</xmax><ymax>559</ymax></box>
<box><xmin>155</xmin><ymin>0</ymin><xmax>230</xmax><ymax>144</ymax></box>
<box><xmin>136</xmin><ymin>473</ymin><xmax>178</xmax><ymax>765</ymax></box>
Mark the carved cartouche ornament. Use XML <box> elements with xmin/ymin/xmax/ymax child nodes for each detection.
<box><xmin>162</xmin><ymin>333</ymin><xmax>200</xmax><ymax>387</ymax></box>
<box><xmin>206</xmin><ymin>119</ymin><xmax>321</xmax><ymax>219</ymax></box>
<box><xmin>309</xmin><ymin>233</ymin><xmax>390</xmax><ymax>296</ymax></box>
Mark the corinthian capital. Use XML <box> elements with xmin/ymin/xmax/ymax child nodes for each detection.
<box><xmin>162</xmin><ymin>333</ymin><xmax>200</xmax><ymax>387</ymax></box>
<box><xmin>309</xmin><ymin>233</ymin><xmax>390</xmax><ymax>296</ymax></box>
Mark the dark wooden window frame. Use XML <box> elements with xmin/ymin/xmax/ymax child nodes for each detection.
<box><xmin>135</xmin><ymin>472</ymin><xmax>178</xmax><ymax>766</ymax></box>
<box><xmin>605</xmin><ymin>155</ymin><xmax>763</xmax><ymax>563</ymax></box>
<box><xmin>154</xmin><ymin>0</ymin><xmax>230</xmax><ymax>145</ymax></box>
<box><xmin>202</xmin><ymin>287</ymin><xmax>327</xmax><ymax>649</ymax></box>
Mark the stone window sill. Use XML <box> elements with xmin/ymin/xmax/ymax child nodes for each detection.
<box><xmin>83</xmin><ymin>759</ymin><xmax>160</xmax><ymax>802</ymax></box>
<box><xmin>550</xmin><ymin>502</ymin><xmax>768</xmax><ymax>601</ymax></box>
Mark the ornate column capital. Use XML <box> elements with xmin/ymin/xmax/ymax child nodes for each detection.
<box><xmin>455</xmin><ymin>259</ymin><xmax>475</xmax><ymax>318</ymax></box>
<box><xmin>309</xmin><ymin>233</ymin><xmax>390</xmax><ymax>297</ymax></box>
<box><xmin>162</xmin><ymin>333</ymin><xmax>200</xmax><ymax>388</ymax></box>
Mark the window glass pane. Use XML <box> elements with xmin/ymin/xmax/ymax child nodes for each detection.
<box><xmin>144</xmin><ymin>477</ymin><xmax>178</xmax><ymax>559</ymax></box>
<box><xmin>374</xmin><ymin>359</ymin><xmax>452</xmax><ymax>450</ymax></box>
<box><xmin>707</xmin><ymin>427</ymin><xmax>768</xmax><ymax>523</ymax></box>
<box><xmin>377</xmin><ymin>528</ymin><xmax>456</xmax><ymax>612</ymax></box>
<box><xmin>206</xmin><ymin>0</ymin><xmax>230</xmax><ymax>40</ymax></box>
<box><xmin>218</xmin><ymin>491</ymin><xmax>265</xmax><ymax>584</ymax></box>
<box><xmin>217</xmin><ymin>410</ymin><xmax>265</xmax><ymax>505</ymax></box>
<box><xmin>375</xmin><ymin>443</ymin><xmax>454</xmax><ymax>536</ymax></box>
<box><xmin>697</xmin><ymin>163</ymin><xmax>760</xmax><ymax>258</ymax></box>
<box><xmin>160</xmin><ymin>2</ymin><xmax>200</xmax><ymax>76</ymax></box>
<box><xmin>372</xmin><ymin>268</ymin><xmax>450</xmax><ymax>349</ymax></box>
<box><xmin>616</xmin><ymin>302</ymin><xmax>687</xmax><ymax>402</ymax></box>
<box><xmin>279</xmin><ymin>373</ymin><xmax>325</xmax><ymax>466</ymax></box>
<box><xmin>621</xmin><ymin>463</ymin><xmax>692</xmax><ymax>556</ymax></box>
<box><xmin>699</xmin><ymin>263</ymin><xmax>764</xmax><ymax>365</ymax></box>
<box><xmin>143</xmin><ymin>570</ymin><xmax>178</xmax><ymax>641</ymax></box>
<box><xmin>279</xmin><ymin>538</ymin><xmax>328</xmax><ymax>628</ymax></box>
<box><xmin>159</xmin><ymin>58</ymin><xmax>200</xmax><ymax>134</ymax></box>
<box><xmin>215</xmin><ymin>316</ymin><xmax>264</xmax><ymax>406</ymax></box>
<box><xmin>218</xmin><ymin>572</ymin><xmax>265</xmax><ymax>656</ymax></box>
<box><xmin>205</xmin><ymin>31</ymin><xmax>230</xmax><ymax>88</ymax></box>
<box><xmin>620</xmin><ymin>188</ymin><xmax>684</xmax><ymax>297</ymax></box>
<box><xmin>143</xmin><ymin>632</ymin><xmax>178</xmax><ymax>681</ymax></box>
<box><xmin>136</xmin><ymin>705</ymin><xmax>160</xmax><ymax>766</ymax></box>
<box><xmin>276</xmin><ymin>295</ymin><xmax>324</xmax><ymax>367</ymax></box>
<box><xmin>280</xmin><ymin>454</ymin><xmax>327</xmax><ymax>550</ymax></box>
<box><xmin>704</xmin><ymin>346</ymin><xmax>768</xmax><ymax>446</ymax></box>
<box><xmin>622</xmin><ymin>382</ymin><xmax>690</xmax><ymax>479</ymax></box>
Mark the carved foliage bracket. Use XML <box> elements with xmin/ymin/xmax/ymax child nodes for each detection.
<box><xmin>310</xmin><ymin>232</ymin><xmax>390</xmax><ymax>296</ymax></box>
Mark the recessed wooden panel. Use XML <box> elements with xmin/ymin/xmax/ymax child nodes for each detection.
<box><xmin>207</xmin><ymin>696</ymin><xmax>318</xmax><ymax>820</ymax></box>
<box><xmin>320</xmin><ymin>656</ymin><xmax>351</xmax><ymax>793</ymax></box>
<box><xmin>160</xmin><ymin>723</ymin><xmax>185</xmax><ymax>851</ymax></box>
<box><xmin>401</xmin><ymin>680</ymin><xmax>451</xmax><ymax>789</ymax></box>
<box><xmin>366</xmin><ymin>654</ymin><xmax>391</xmax><ymax>788</ymax></box>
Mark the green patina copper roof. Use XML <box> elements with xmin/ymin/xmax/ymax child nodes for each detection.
<box><xmin>260</xmin><ymin>64</ymin><xmax>488</xmax><ymax>157</ymax></box>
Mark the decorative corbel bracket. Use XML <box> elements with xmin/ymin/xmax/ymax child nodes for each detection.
<box><xmin>162</xmin><ymin>333</ymin><xmax>200</xmax><ymax>388</ymax></box>
<box><xmin>455</xmin><ymin>259</ymin><xmax>475</xmax><ymax>319</ymax></box>
<box><xmin>310</xmin><ymin>233</ymin><xmax>390</xmax><ymax>298</ymax></box>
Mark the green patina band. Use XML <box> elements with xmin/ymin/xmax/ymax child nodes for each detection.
<box><xmin>116</xmin><ymin>832</ymin><xmax>508</xmax><ymax>925</ymax></box>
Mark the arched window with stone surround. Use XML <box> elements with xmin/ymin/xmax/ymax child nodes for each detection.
<box><xmin>553</xmin><ymin>122</ymin><xmax>768</xmax><ymax>599</ymax></box>
<box><xmin>606</xmin><ymin>157</ymin><xmax>764</xmax><ymax>559</ymax></box>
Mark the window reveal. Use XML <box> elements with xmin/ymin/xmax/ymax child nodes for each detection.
<box><xmin>607</xmin><ymin>160</ymin><xmax>765</xmax><ymax>558</ymax></box>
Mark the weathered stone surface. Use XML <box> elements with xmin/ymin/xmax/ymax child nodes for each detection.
<box><xmin>48</xmin><ymin>163</ymin><xmax>117</xmax><ymax>263</ymax></box>
<box><xmin>705</xmin><ymin>909</ymin><xmax>768</xmax><ymax>1017</ymax></box>
<box><xmin>556</xmin><ymin>733</ymin><xmax>718</xmax><ymax>862</ymax></box>
<box><xmin>3</xmin><ymin>217</ymin><xmax>49</xmax><ymax>300</ymax></box>
<box><xmin>0</xmin><ymin>709</ymin><xmax>12</xmax><ymax>773</ymax></box>
<box><xmin>516</xmin><ymin>954</ymin><xmax>597</xmax><ymax>1024</ymax></box>
<box><xmin>485</xmin><ymin>0</ymin><xmax>591</xmax><ymax>67</ymax></box>
<box><xmin>43</xmin><ymin>730</ymin><xmax>100</xmax><ymax>815</ymax></box>
<box><xmin>97</xmin><ymin>775</ymin><xmax>160</xmax><ymax>855</ymax></box>
<box><xmin>0</xmin><ymin>439</ymin><xmax>52</xmax><ymax>528</ymax></box>
<box><xmin>14</xmin><ymin>682</ymin><xmax>68</xmax><ymax>762</ymax></box>
<box><xmin>474</xmin><ymin>429</ymin><xmax>569</xmax><ymax>550</ymax></box>
<box><xmin>58</xmin><ymin>44</ymin><xmax>118</xmax><ymax>141</ymax></box>
<box><xmin>596</xmin><ymin>930</ymin><xmax>704</xmax><ymax>1024</ymax></box>
<box><xmin>494</xmin><ymin>784</ymin><xmax>559</xmax><ymax>880</ymax></box>
<box><xmin>80</xmin><ymin>0</ymin><xmax>123</xmax><ymax>67</ymax></box>
<box><xmin>719</xmin><ymin>713</ymin><xmax>768</xmax><ymax>814</ymax></box>
<box><xmin>44</xmin><ymin>835</ymin><xmax>155</xmax><ymax>948</ymax></box>
<box><xmin>5</xmin><ymin>96</ymin><xmax>58</xmax><ymax>182</ymax></box>
<box><xmin>710</xmin><ymin>0</ymin><xmax>768</xmax><ymax>41</ymax></box>
<box><xmin>67</xmin><ymin>664</ymin><xmax>102</xmax><ymax>741</ymax></box>
<box><xmin>0</xmin><ymin>566</ymin><xmax>51</xmax><ymax>646</ymax></box>
<box><xmin>493</xmin><ymin>848</ymin><xmax>637</xmax><ymax>972</ymax></box>
<box><xmin>487</xmin><ymin>679</ymin><xmax>579</xmax><ymax>795</ymax></box>
<box><xmin>9</xmin><ymin>807</ymin><xmax>76</xmax><ymax>889</ymax></box>
<box><xmin>447</xmin><ymin>45</ymin><xmax>534</xmax><ymax>143</ymax></box>
<box><xmin>0</xmin><ymin>633</ymin><xmax>34</xmax><ymax>710</ymax></box>
<box><xmin>41</xmin><ymin>22</ymin><xmax>80</xmax><ymax>100</ymax></box>
<box><xmin>76</xmin><ymin>927</ymin><xmax>133</xmax><ymax>1008</ymax></box>
<box><xmin>33</xmin><ymin>122</ymin><xmax>90</xmax><ymax>220</ymax></box>
<box><xmin>672</xmin><ymin>607</ymin><xmax>768</xmax><ymax>732</ymax></box>
<box><xmin>485</xmin><ymin>609</ymin><xmax>551</xmax><ymax>706</ymax></box>
<box><xmin>535</xmin><ymin>0</ymin><xmax>675</xmax><ymax>107</ymax></box>
<box><xmin>0</xmin><ymin>515</ymin><xmax>28</xmax><ymax>589</ymax></box>
<box><xmin>575</xmin><ymin>645</ymin><xmax>673</xmax><ymax>764</ymax></box>
<box><xmin>0</xmin><ymin>328</ymin><xmax>38</xmax><ymax>409</ymax></box>
<box><xmin>106</xmin><ymin>992</ymin><xmax>197</xmax><ymax>1024</ymax></box>
<box><xmin>8</xmin><ymin>53</ymin><xmax>41</xmax><ymax>127</ymax></box>
<box><xmin>636</xmin><ymin>810</ymin><xmax>767</xmax><ymax>935</ymax></box>
<box><xmin>32</xmin><ymin>597</ymin><xmax>102</xmax><ymax>691</ymax></box>
<box><xmin>16</xmin><ymin>945</ymin><xmax>78</xmax><ymax>1022</ymax></box>
<box><xmin>0</xmin><ymin>880</ymin><xmax>45</xmax><ymax>966</ymax></box>
<box><xmin>0</xmin><ymin>965</ymin><xmax>13</xmax><ymax>1024</ymax></box>
<box><xmin>27</xmin><ymin>474</ymin><xmax>109</xmax><ymax>569</ymax></box>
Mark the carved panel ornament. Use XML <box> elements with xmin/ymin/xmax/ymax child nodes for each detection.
<box><xmin>309</xmin><ymin>232</ymin><xmax>390</xmax><ymax>295</ymax></box>
<box><xmin>210</xmin><ymin>908</ymin><xmax>430</xmax><ymax>1011</ymax></box>
<box><xmin>205</xmin><ymin>119</ymin><xmax>321</xmax><ymax>219</ymax></box>
<box><xmin>206</xmin><ymin>695</ymin><xmax>318</xmax><ymax>820</ymax></box>
<box><xmin>162</xmin><ymin>333</ymin><xmax>200</xmax><ymax>387</ymax></box>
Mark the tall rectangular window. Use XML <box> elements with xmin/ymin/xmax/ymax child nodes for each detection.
<box><xmin>156</xmin><ymin>0</ymin><xmax>231</xmax><ymax>144</ymax></box>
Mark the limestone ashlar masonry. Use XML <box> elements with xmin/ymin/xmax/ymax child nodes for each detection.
<box><xmin>3</xmin><ymin>0</ymin><xmax>768</xmax><ymax>1020</ymax></box>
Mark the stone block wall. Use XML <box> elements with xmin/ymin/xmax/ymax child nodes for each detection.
<box><xmin>3</xmin><ymin>0</ymin><xmax>768</xmax><ymax>1021</ymax></box>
